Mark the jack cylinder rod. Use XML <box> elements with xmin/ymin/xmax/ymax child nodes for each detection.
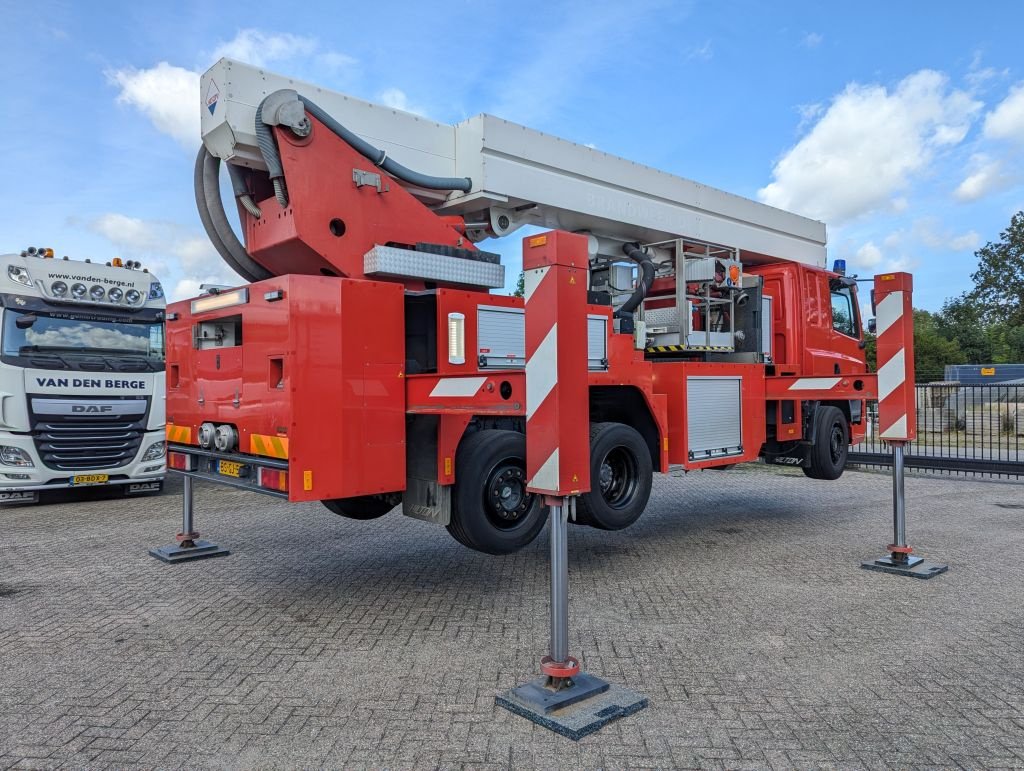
<box><xmin>892</xmin><ymin>443</ymin><xmax>906</xmax><ymax>552</ymax></box>
<box><xmin>182</xmin><ymin>475</ymin><xmax>195</xmax><ymax>538</ymax></box>
<box><xmin>549</xmin><ymin>500</ymin><xmax>570</xmax><ymax>665</ymax></box>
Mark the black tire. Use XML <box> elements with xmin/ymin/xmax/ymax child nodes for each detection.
<box><xmin>577</xmin><ymin>422</ymin><xmax>653</xmax><ymax>531</ymax></box>
<box><xmin>322</xmin><ymin>495</ymin><xmax>395</xmax><ymax>520</ymax></box>
<box><xmin>802</xmin><ymin>406</ymin><xmax>848</xmax><ymax>480</ymax></box>
<box><xmin>446</xmin><ymin>430</ymin><xmax>546</xmax><ymax>555</ymax></box>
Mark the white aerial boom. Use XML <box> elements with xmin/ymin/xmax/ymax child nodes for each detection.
<box><xmin>200</xmin><ymin>58</ymin><xmax>826</xmax><ymax>267</ymax></box>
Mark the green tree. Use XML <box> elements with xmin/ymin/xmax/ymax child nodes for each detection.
<box><xmin>513</xmin><ymin>271</ymin><xmax>525</xmax><ymax>298</ymax></box>
<box><xmin>967</xmin><ymin>210</ymin><xmax>1024</xmax><ymax>327</ymax></box>
<box><xmin>863</xmin><ymin>330</ymin><xmax>877</xmax><ymax>371</ymax></box>
<box><xmin>935</xmin><ymin>296</ymin><xmax>992</xmax><ymax>364</ymax></box>
<box><xmin>911</xmin><ymin>309</ymin><xmax>964</xmax><ymax>380</ymax></box>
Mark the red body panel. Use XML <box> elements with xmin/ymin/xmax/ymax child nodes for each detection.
<box><xmin>166</xmin><ymin>275</ymin><xmax>406</xmax><ymax>501</ymax></box>
<box><xmin>244</xmin><ymin>118</ymin><xmax>471</xmax><ymax>281</ymax></box>
<box><xmin>653</xmin><ymin>362</ymin><xmax>767</xmax><ymax>469</ymax></box>
<box><xmin>522</xmin><ymin>232</ymin><xmax>591</xmax><ymax>496</ymax></box>
<box><xmin>873</xmin><ymin>272</ymin><xmax>916</xmax><ymax>441</ymax></box>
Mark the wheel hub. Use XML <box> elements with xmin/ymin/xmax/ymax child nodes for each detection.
<box><xmin>490</xmin><ymin>467</ymin><xmax>528</xmax><ymax>521</ymax></box>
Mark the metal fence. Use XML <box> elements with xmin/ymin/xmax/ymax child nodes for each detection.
<box><xmin>849</xmin><ymin>381</ymin><xmax>1024</xmax><ymax>479</ymax></box>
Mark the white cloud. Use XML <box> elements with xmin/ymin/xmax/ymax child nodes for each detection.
<box><xmin>854</xmin><ymin>241</ymin><xmax>883</xmax><ymax>268</ymax></box>
<box><xmin>686</xmin><ymin>39</ymin><xmax>713</xmax><ymax>61</ymax></box>
<box><xmin>108</xmin><ymin>62</ymin><xmax>199</xmax><ymax>148</ymax></box>
<box><xmin>211</xmin><ymin>29</ymin><xmax>317</xmax><ymax>67</ymax></box>
<box><xmin>913</xmin><ymin>217</ymin><xmax>980</xmax><ymax>252</ymax></box>
<box><xmin>108</xmin><ymin>29</ymin><xmax>356</xmax><ymax>148</ymax></box>
<box><xmin>954</xmin><ymin>154</ymin><xmax>1014</xmax><ymax>201</ymax></box>
<box><xmin>949</xmin><ymin>232</ymin><xmax>980</xmax><ymax>251</ymax></box>
<box><xmin>758</xmin><ymin>70</ymin><xmax>982</xmax><ymax>224</ymax></box>
<box><xmin>802</xmin><ymin>32</ymin><xmax>823</xmax><ymax>48</ymax></box>
<box><xmin>87</xmin><ymin>213</ymin><xmax>243</xmax><ymax>300</ymax></box>
<box><xmin>882</xmin><ymin>231</ymin><xmax>903</xmax><ymax>250</ymax></box>
<box><xmin>983</xmin><ymin>82</ymin><xmax>1024</xmax><ymax>142</ymax></box>
<box><xmin>378</xmin><ymin>88</ymin><xmax>428</xmax><ymax>117</ymax></box>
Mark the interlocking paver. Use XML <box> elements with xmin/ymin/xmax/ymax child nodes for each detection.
<box><xmin>0</xmin><ymin>467</ymin><xmax>1022</xmax><ymax>768</ymax></box>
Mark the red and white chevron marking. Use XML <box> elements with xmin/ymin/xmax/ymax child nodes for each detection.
<box><xmin>523</xmin><ymin>232</ymin><xmax>590</xmax><ymax>496</ymax></box>
<box><xmin>873</xmin><ymin>273</ymin><xmax>916</xmax><ymax>442</ymax></box>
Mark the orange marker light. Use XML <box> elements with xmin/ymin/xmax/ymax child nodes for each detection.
<box><xmin>528</xmin><ymin>235</ymin><xmax>548</xmax><ymax>248</ymax></box>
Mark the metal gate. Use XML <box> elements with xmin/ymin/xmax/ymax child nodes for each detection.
<box><xmin>848</xmin><ymin>382</ymin><xmax>1024</xmax><ymax>479</ymax></box>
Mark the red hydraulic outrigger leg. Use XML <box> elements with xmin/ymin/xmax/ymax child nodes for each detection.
<box><xmin>495</xmin><ymin>231</ymin><xmax>647</xmax><ymax>740</ymax></box>
<box><xmin>862</xmin><ymin>272</ymin><xmax>947</xmax><ymax>579</ymax></box>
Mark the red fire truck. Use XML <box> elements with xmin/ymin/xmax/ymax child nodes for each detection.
<box><xmin>166</xmin><ymin>59</ymin><xmax>880</xmax><ymax>555</ymax></box>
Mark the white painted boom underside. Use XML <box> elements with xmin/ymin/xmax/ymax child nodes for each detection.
<box><xmin>201</xmin><ymin>59</ymin><xmax>826</xmax><ymax>266</ymax></box>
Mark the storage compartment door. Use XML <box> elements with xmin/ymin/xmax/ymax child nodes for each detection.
<box><xmin>687</xmin><ymin>376</ymin><xmax>743</xmax><ymax>460</ymax></box>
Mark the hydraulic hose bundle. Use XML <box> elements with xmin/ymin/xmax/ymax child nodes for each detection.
<box><xmin>614</xmin><ymin>242</ymin><xmax>656</xmax><ymax>328</ymax></box>
<box><xmin>194</xmin><ymin>89</ymin><xmax>473</xmax><ymax>281</ymax></box>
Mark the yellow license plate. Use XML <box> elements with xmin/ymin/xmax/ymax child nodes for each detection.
<box><xmin>218</xmin><ymin>460</ymin><xmax>244</xmax><ymax>478</ymax></box>
<box><xmin>72</xmin><ymin>474</ymin><xmax>109</xmax><ymax>485</ymax></box>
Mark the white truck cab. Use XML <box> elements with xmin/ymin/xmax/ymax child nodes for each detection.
<box><xmin>0</xmin><ymin>247</ymin><xmax>166</xmax><ymax>503</ymax></box>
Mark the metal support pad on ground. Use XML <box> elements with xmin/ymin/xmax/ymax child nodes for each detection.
<box><xmin>149</xmin><ymin>475</ymin><xmax>229</xmax><ymax>563</ymax></box>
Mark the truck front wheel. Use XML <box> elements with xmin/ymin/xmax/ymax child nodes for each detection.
<box><xmin>802</xmin><ymin>406</ymin><xmax>848</xmax><ymax>480</ymax></box>
<box><xmin>576</xmin><ymin>422</ymin><xmax>653</xmax><ymax>531</ymax></box>
<box><xmin>322</xmin><ymin>495</ymin><xmax>396</xmax><ymax>520</ymax></box>
<box><xmin>447</xmin><ymin>430</ymin><xmax>546</xmax><ymax>555</ymax></box>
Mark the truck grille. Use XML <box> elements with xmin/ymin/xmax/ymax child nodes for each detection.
<box><xmin>29</xmin><ymin>398</ymin><xmax>150</xmax><ymax>471</ymax></box>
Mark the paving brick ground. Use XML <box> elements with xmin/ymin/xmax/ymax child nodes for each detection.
<box><xmin>1</xmin><ymin>466</ymin><xmax>1023</xmax><ymax>769</ymax></box>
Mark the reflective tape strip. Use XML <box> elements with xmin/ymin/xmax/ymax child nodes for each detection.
<box><xmin>250</xmin><ymin>433</ymin><xmax>289</xmax><ymax>459</ymax></box>
<box><xmin>529</xmin><ymin>448</ymin><xmax>559</xmax><ymax>491</ymax></box>
<box><xmin>429</xmin><ymin>376</ymin><xmax>487</xmax><ymax>398</ymax></box>
<box><xmin>877</xmin><ymin>349</ymin><xmax>905</xmax><ymax>402</ymax></box>
<box><xmin>522</xmin><ymin>265</ymin><xmax>550</xmax><ymax>305</ymax></box>
<box><xmin>875</xmin><ymin>291</ymin><xmax>904</xmax><ymax>337</ymax></box>
<box><xmin>788</xmin><ymin>377</ymin><xmax>841</xmax><ymax>390</ymax></box>
<box><xmin>880</xmin><ymin>414</ymin><xmax>908</xmax><ymax>439</ymax></box>
<box><xmin>526</xmin><ymin>324</ymin><xmax>558</xmax><ymax>417</ymax></box>
<box><xmin>165</xmin><ymin>424</ymin><xmax>192</xmax><ymax>444</ymax></box>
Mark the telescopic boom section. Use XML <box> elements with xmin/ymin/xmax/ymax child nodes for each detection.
<box><xmin>197</xmin><ymin>58</ymin><xmax>827</xmax><ymax>286</ymax></box>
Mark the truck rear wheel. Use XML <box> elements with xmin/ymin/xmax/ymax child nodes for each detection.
<box><xmin>322</xmin><ymin>495</ymin><xmax>395</xmax><ymax>520</ymax></box>
<box><xmin>577</xmin><ymin>422</ymin><xmax>653</xmax><ymax>531</ymax></box>
<box><xmin>447</xmin><ymin>429</ymin><xmax>545</xmax><ymax>555</ymax></box>
<box><xmin>802</xmin><ymin>406</ymin><xmax>848</xmax><ymax>480</ymax></box>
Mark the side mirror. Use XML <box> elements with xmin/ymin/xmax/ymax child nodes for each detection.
<box><xmin>15</xmin><ymin>314</ymin><xmax>37</xmax><ymax>329</ymax></box>
<box><xmin>866</xmin><ymin>318</ymin><xmax>876</xmax><ymax>334</ymax></box>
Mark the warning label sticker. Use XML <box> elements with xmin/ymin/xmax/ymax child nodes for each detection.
<box><xmin>205</xmin><ymin>79</ymin><xmax>220</xmax><ymax>115</ymax></box>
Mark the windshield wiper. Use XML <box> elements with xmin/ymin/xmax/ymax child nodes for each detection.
<box><xmin>18</xmin><ymin>347</ymin><xmax>72</xmax><ymax>369</ymax></box>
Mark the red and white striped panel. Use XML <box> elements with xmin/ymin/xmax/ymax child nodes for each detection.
<box><xmin>873</xmin><ymin>272</ymin><xmax>916</xmax><ymax>442</ymax></box>
<box><xmin>523</xmin><ymin>231</ymin><xmax>591</xmax><ymax>497</ymax></box>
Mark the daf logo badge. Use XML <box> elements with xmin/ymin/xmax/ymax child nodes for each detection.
<box><xmin>72</xmin><ymin>404</ymin><xmax>114</xmax><ymax>413</ymax></box>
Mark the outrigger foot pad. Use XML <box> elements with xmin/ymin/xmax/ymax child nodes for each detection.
<box><xmin>861</xmin><ymin>555</ymin><xmax>947</xmax><ymax>579</ymax></box>
<box><xmin>496</xmin><ymin>674</ymin><xmax>647</xmax><ymax>740</ymax></box>
<box><xmin>149</xmin><ymin>539</ymin><xmax>230</xmax><ymax>563</ymax></box>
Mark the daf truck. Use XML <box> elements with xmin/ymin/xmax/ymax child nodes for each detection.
<box><xmin>0</xmin><ymin>247</ymin><xmax>167</xmax><ymax>503</ymax></box>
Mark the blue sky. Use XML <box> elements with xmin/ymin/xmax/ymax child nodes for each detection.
<box><xmin>2</xmin><ymin>0</ymin><xmax>1023</xmax><ymax>311</ymax></box>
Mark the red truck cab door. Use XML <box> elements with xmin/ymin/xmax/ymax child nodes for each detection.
<box><xmin>803</xmin><ymin>270</ymin><xmax>865</xmax><ymax>376</ymax></box>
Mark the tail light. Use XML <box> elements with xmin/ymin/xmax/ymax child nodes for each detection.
<box><xmin>168</xmin><ymin>452</ymin><xmax>193</xmax><ymax>471</ymax></box>
<box><xmin>258</xmin><ymin>467</ymin><xmax>288</xmax><ymax>492</ymax></box>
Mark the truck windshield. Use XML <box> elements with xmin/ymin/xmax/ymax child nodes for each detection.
<box><xmin>2</xmin><ymin>310</ymin><xmax>164</xmax><ymax>368</ymax></box>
